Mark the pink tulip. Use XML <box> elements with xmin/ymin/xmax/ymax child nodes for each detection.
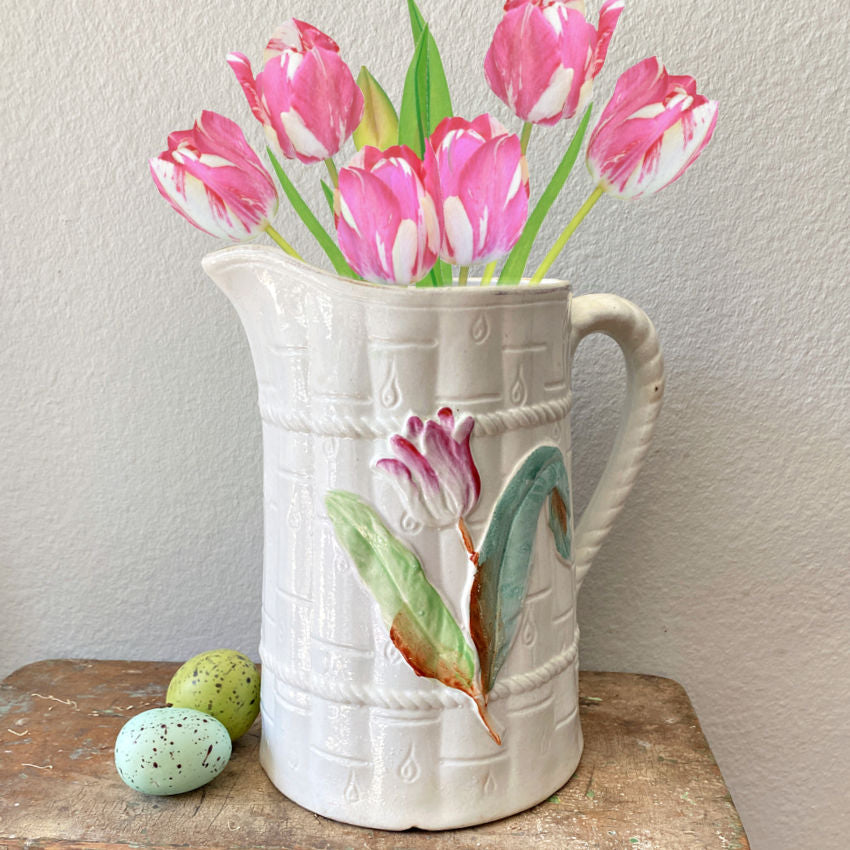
<box><xmin>334</xmin><ymin>145</ymin><xmax>440</xmax><ymax>285</ymax></box>
<box><xmin>505</xmin><ymin>0</ymin><xmax>585</xmax><ymax>9</ymax></box>
<box><xmin>227</xmin><ymin>20</ymin><xmax>364</xmax><ymax>164</ymax></box>
<box><xmin>149</xmin><ymin>110</ymin><xmax>278</xmax><ymax>241</ymax></box>
<box><xmin>428</xmin><ymin>115</ymin><xmax>529</xmax><ymax>267</ymax></box>
<box><xmin>376</xmin><ymin>409</ymin><xmax>481</xmax><ymax>529</ymax></box>
<box><xmin>484</xmin><ymin>0</ymin><xmax>624</xmax><ymax>126</ymax></box>
<box><xmin>586</xmin><ymin>57</ymin><xmax>719</xmax><ymax>199</ymax></box>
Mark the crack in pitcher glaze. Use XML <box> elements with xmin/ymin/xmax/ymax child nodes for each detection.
<box><xmin>203</xmin><ymin>244</ymin><xmax>664</xmax><ymax>830</ymax></box>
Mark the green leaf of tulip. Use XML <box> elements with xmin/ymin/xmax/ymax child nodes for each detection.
<box><xmin>398</xmin><ymin>21</ymin><xmax>452</xmax><ymax>287</ymax></box>
<box><xmin>320</xmin><ymin>179</ymin><xmax>335</xmax><ymax>217</ymax></box>
<box><xmin>353</xmin><ymin>67</ymin><xmax>399</xmax><ymax>151</ymax></box>
<box><xmin>407</xmin><ymin>0</ymin><xmax>427</xmax><ymax>44</ymax></box>
<box><xmin>266</xmin><ymin>148</ymin><xmax>358</xmax><ymax>280</ymax></box>
<box><xmin>398</xmin><ymin>25</ymin><xmax>452</xmax><ymax>159</ymax></box>
<box><xmin>499</xmin><ymin>104</ymin><xmax>593</xmax><ymax>285</ymax></box>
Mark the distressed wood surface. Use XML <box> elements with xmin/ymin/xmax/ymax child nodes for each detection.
<box><xmin>0</xmin><ymin>661</ymin><xmax>748</xmax><ymax>850</ymax></box>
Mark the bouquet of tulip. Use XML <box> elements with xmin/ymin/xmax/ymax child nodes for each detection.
<box><xmin>150</xmin><ymin>0</ymin><xmax>718</xmax><ymax>287</ymax></box>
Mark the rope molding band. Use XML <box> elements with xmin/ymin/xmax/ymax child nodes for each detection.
<box><xmin>259</xmin><ymin>394</ymin><xmax>572</xmax><ymax>439</ymax></box>
<box><xmin>262</xmin><ymin>634</ymin><xmax>579</xmax><ymax>712</ymax></box>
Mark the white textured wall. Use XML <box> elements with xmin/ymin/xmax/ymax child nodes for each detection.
<box><xmin>2</xmin><ymin>0</ymin><xmax>848</xmax><ymax>847</ymax></box>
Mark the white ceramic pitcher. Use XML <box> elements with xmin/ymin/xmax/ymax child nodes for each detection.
<box><xmin>203</xmin><ymin>244</ymin><xmax>663</xmax><ymax>830</ymax></box>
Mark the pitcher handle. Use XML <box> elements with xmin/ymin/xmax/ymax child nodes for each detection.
<box><xmin>570</xmin><ymin>294</ymin><xmax>665</xmax><ymax>592</ymax></box>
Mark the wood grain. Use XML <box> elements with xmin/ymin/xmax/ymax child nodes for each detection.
<box><xmin>0</xmin><ymin>660</ymin><xmax>748</xmax><ymax>849</ymax></box>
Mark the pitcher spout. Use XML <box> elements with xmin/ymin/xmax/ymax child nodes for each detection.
<box><xmin>202</xmin><ymin>244</ymin><xmax>316</xmax><ymax>345</ymax></box>
<box><xmin>202</xmin><ymin>245</ymin><xmax>325</xmax><ymax>422</ymax></box>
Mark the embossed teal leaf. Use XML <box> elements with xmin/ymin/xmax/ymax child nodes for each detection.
<box><xmin>498</xmin><ymin>104</ymin><xmax>593</xmax><ymax>285</ymax></box>
<box><xmin>325</xmin><ymin>490</ymin><xmax>476</xmax><ymax>696</ymax></box>
<box><xmin>470</xmin><ymin>446</ymin><xmax>572</xmax><ymax>694</ymax></box>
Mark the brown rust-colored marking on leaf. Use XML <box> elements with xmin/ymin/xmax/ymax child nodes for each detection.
<box><xmin>390</xmin><ymin>609</ymin><xmax>501</xmax><ymax>744</ymax></box>
<box><xmin>389</xmin><ymin>610</ymin><xmax>472</xmax><ymax>695</ymax></box>
<box><xmin>472</xmin><ymin>698</ymin><xmax>501</xmax><ymax>745</ymax></box>
<box><xmin>550</xmin><ymin>487</ymin><xmax>568</xmax><ymax>535</ymax></box>
<box><xmin>469</xmin><ymin>564</ymin><xmax>492</xmax><ymax>697</ymax></box>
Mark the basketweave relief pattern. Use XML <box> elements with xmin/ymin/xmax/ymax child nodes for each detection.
<box><xmin>230</xmin><ymin>260</ymin><xmax>580</xmax><ymax>821</ymax></box>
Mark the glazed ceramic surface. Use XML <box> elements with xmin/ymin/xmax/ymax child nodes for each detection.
<box><xmin>203</xmin><ymin>245</ymin><xmax>663</xmax><ymax>830</ymax></box>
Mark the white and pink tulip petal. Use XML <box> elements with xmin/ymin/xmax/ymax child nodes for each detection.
<box><xmin>375</xmin><ymin>461</ymin><xmax>440</xmax><ymax>526</ymax></box>
<box><xmin>263</xmin><ymin>19</ymin><xmax>339</xmax><ymax>61</ymax></box>
<box><xmin>335</xmin><ymin>145</ymin><xmax>439</xmax><ymax>285</ymax></box>
<box><xmin>484</xmin><ymin>0</ymin><xmax>624</xmax><ymax>126</ymax></box>
<box><xmin>226</xmin><ymin>54</ymin><xmax>267</xmax><ymax>128</ymax></box>
<box><xmin>427</xmin><ymin>115</ymin><xmax>529</xmax><ymax>266</ymax></box>
<box><xmin>587</xmin><ymin>57</ymin><xmax>718</xmax><ymax>199</ymax></box>
<box><xmin>484</xmin><ymin>4</ymin><xmax>562</xmax><ymax>124</ymax></box>
<box><xmin>228</xmin><ymin>19</ymin><xmax>364</xmax><ymax>164</ymax></box>
<box><xmin>590</xmin><ymin>0</ymin><xmax>625</xmax><ymax>78</ymax></box>
<box><xmin>149</xmin><ymin>110</ymin><xmax>278</xmax><ymax>242</ymax></box>
<box><xmin>376</xmin><ymin>409</ymin><xmax>481</xmax><ymax>530</ymax></box>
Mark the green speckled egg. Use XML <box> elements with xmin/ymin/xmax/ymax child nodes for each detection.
<box><xmin>114</xmin><ymin>707</ymin><xmax>231</xmax><ymax>795</ymax></box>
<box><xmin>166</xmin><ymin>649</ymin><xmax>260</xmax><ymax>740</ymax></box>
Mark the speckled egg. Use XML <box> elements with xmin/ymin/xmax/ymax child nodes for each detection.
<box><xmin>114</xmin><ymin>707</ymin><xmax>231</xmax><ymax>795</ymax></box>
<box><xmin>166</xmin><ymin>649</ymin><xmax>260</xmax><ymax>741</ymax></box>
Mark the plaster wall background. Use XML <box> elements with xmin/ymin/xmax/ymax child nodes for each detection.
<box><xmin>2</xmin><ymin>0</ymin><xmax>848</xmax><ymax>847</ymax></box>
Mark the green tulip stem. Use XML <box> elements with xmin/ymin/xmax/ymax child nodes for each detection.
<box><xmin>520</xmin><ymin>122</ymin><xmax>533</xmax><ymax>156</ymax></box>
<box><xmin>324</xmin><ymin>158</ymin><xmax>339</xmax><ymax>188</ymax></box>
<box><xmin>481</xmin><ymin>260</ymin><xmax>498</xmax><ymax>286</ymax></box>
<box><xmin>529</xmin><ymin>185</ymin><xmax>604</xmax><ymax>285</ymax></box>
<box><xmin>264</xmin><ymin>224</ymin><xmax>302</xmax><ymax>260</ymax></box>
<box><xmin>457</xmin><ymin>265</ymin><xmax>470</xmax><ymax>286</ymax></box>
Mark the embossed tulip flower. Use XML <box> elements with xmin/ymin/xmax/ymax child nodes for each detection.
<box><xmin>428</xmin><ymin>115</ymin><xmax>529</xmax><ymax>267</ymax></box>
<box><xmin>334</xmin><ymin>145</ymin><xmax>440</xmax><ymax>284</ymax></box>
<box><xmin>377</xmin><ymin>408</ymin><xmax>481</xmax><ymax>531</ymax></box>
<box><xmin>149</xmin><ymin>110</ymin><xmax>278</xmax><ymax>241</ymax></box>
<box><xmin>227</xmin><ymin>20</ymin><xmax>364</xmax><ymax>164</ymax></box>
<box><xmin>587</xmin><ymin>57</ymin><xmax>719</xmax><ymax>199</ymax></box>
<box><xmin>484</xmin><ymin>0</ymin><xmax>624</xmax><ymax>125</ymax></box>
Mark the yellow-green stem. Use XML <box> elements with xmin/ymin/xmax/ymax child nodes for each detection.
<box><xmin>529</xmin><ymin>185</ymin><xmax>604</xmax><ymax>285</ymax></box>
<box><xmin>458</xmin><ymin>266</ymin><xmax>470</xmax><ymax>286</ymax></box>
<box><xmin>520</xmin><ymin>122</ymin><xmax>533</xmax><ymax>156</ymax></box>
<box><xmin>264</xmin><ymin>224</ymin><xmax>302</xmax><ymax>260</ymax></box>
<box><xmin>481</xmin><ymin>260</ymin><xmax>498</xmax><ymax>286</ymax></box>
<box><xmin>324</xmin><ymin>158</ymin><xmax>339</xmax><ymax>188</ymax></box>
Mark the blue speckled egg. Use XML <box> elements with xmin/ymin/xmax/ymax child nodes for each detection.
<box><xmin>114</xmin><ymin>707</ymin><xmax>231</xmax><ymax>795</ymax></box>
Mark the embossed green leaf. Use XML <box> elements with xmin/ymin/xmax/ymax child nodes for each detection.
<box><xmin>326</xmin><ymin>490</ymin><xmax>476</xmax><ymax>696</ymax></box>
<box><xmin>470</xmin><ymin>446</ymin><xmax>572</xmax><ymax>694</ymax></box>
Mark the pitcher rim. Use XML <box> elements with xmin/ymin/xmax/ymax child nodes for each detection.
<box><xmin>202</xmin><ymin>244</ymin><xmax>571</xmax><ymax>300</ymax></box>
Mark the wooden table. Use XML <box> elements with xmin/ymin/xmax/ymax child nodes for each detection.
<box><xmin>0</xmin><ymin>660</ymin><xmax>748</xmax><ymax>849</ymax></box>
